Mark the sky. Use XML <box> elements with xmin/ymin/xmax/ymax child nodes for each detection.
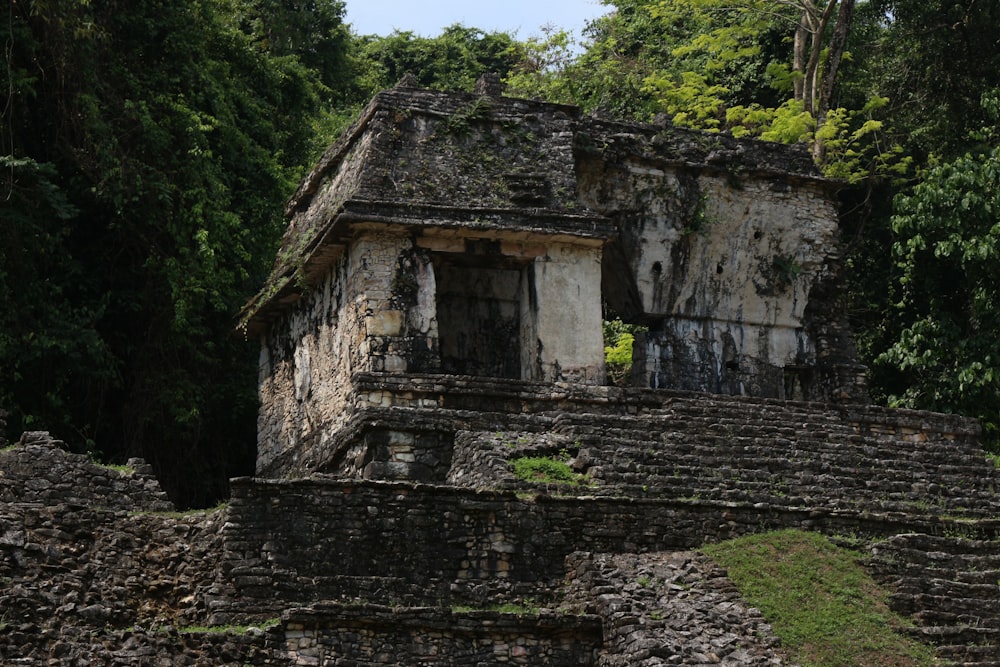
<box><xmin>344</xmin><ymin>0</ymin><xmax>610</xmax><ymax>39</ymax></box>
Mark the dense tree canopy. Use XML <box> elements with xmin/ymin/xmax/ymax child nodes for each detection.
<box><xmin>875</xmin><ymin>94</ymin><xmax>1000</xmax><ymax>437</ymax></box>
<box><xmin>3</xmin><ymin>0</ymin><xmax>1000</xmax><ymax>506</ymax></box>
<box><xmin>2</xmin><ymin>0</ymin><xmax>340</xmax><ymax>505</ymax></box>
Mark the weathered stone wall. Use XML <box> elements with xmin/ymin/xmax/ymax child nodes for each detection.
<box><xmin>530</xmin><ymin>242</ymin><xmax>606</xmax><ymax>384</ymax></box>
<box><xmin>257</xmin><ymin>235</ymin><xmax>607</xmax><ymax>477</ymax></box>
<box><xmin>283</xmin><ymin>604</ymin><xmax>603</xmax><ymax>666</ymax></box>
<box><xmin>1</xmin><ymin>623</ymin><xmax>284</xmax><ymax>666</ymax></box>
<box><xmin>0</xmin><ymin>437</ymin><xmax>255</xmax><ymax>664</ymax></box>
<box><xmin>285</xmin><ymin>373</ymin><xmax>991</xmax><ymax>508</ymax></box>
<box><xmin>257</xmin><ymin>232</ymin><xmax>431</xmax><ymax>476</ymax></box>
<box><xmin>0</xmin><ymin>500</ymin><xmax>227</xmax><ymax>628</ymax></box>
<box><xmin>247</xmin><ymin>84</ymin><xmax>862</xmax><ymax>480</ymax></box>
<box><xmin>0</xmin><ymin>431</ymin><xmax>172</xmax><ymax>511</ymax></box>
<box><xmin>576</xmin><ymin>119</ymin><xmax>855</xmax><ymax>401</ymax></box>
<box><xmin>4</xmin><ymin>422</ymin><xmax>1000</xmax><ymax>664</ymax></box>
<box><xmin>220</xmin><ymin>476</ymin><xmax>1000</xmax><ymax>619</ymax></box>
<box><xmin>256</xmin><ymin>245</ymin><xmax>352</xmax><ymax>476</ymax></box>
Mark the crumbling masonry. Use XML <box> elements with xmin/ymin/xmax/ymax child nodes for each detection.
<box><xmin>3</xmin><ymin>80</ymin><xmax>1000</xmax><ymax>665</ymax></box>
<box><xmin>241</xmin><ymin>78</ymin><xmax>865</xmax><ymax>480</ymax></box>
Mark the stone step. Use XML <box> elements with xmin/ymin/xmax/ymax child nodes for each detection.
<box><xmin>937</xmin><ymin>642</ymin><xmax>1000</xmax><ymax>667</ymax></box>
<box><xmin>905</xmin><ymin>624</ymin><xmax>1000</xmax><ymax>646</ymax></box>
<box><xmin>887</xmin><ymin>596</ymin><xmax>1000</xmax><ymax>635</ymax></box>
<box><xmin>282</xmin><ymin>603</ymin><xmax>604</xmax><ymax>666</ymax></box>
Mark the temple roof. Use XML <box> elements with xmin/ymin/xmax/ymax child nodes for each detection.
<box><xmin>239</xmin><ymin>79</ymin><xmax>826</xmax><ymax>335</ymax></box>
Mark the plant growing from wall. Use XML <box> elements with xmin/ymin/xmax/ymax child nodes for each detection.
<box><xmin>772</xmin><ymin>255</ymin><xmax>803</xmax><ymax>287</ymax></box>
<box><xmin>440</xmin><ymin>96</ymin><xmax>494</xmax><ymax>136</ymax></box>
<box><xmin>511</xmin><ymin>453</ymin><xmax>588</xmax><ymax>485</ymax></box>
<box><xmin>603</xmin><ymin>319</ymin><xmax>646</xmax><ymax>386</ymax></box>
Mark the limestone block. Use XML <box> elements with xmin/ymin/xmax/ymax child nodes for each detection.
<box><xmin>367</xmin><ymin>310</ymin><xmax>403</xmax><ymax>336</ymax></box>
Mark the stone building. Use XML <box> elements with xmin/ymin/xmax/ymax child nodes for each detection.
<box><xmin>240</xmin><ymin>77</ymin><xmax>866</xmax><ymax>479</ymax></box>
<box><xmin>5</xmin><ymin>81</ymin><xmax>1000</xmax><ymax>666</ymax></box>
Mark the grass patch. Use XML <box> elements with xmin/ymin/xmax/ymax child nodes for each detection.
<box><xmin>511</xmin><ymin>454</ymin><xmax>588</xmax><ymax>486</ymax></box>
<box><xmin>701</xmin><ymin>529</ymin><xmax>938</xmax><ymax>667</ymax></box>
<box><xmin>178</xmin><ymin>618</ymin><xmax>279</xmax><ymax>634</ymax></box>
<box><xmin>452</xmin><ymin>602</ymin><xmax>540</xmax><ymax>615</ymax></box>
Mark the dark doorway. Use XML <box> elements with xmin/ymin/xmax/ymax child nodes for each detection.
<box><xmin>434</xmin><ymin>255</ymin><xmax>524</xmax><ymax>379</ymax></box>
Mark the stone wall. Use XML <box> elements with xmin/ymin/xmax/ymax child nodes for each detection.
<box><xmin>0</xmin><ymin>431</ymin><xmax>172</xmax><ymax>511</ymax></box>
<box><xmin>256</xmin><ymin>235</ymin><xmax>607</xmax><ymax>478</ymax></box>
<box><xmin>577</xmin><ymin>134</ymin><xmax>849</xmax><ymax>400</ymax></box>
<box><xmin>220</xmin><ymin>476</ymin><xmax>1000</xmax><ymax>620</ymax></box>
<box><xmin>246</xmin><ymin>84</ymin><xmax>864</xmax><ymax>479</ymax></box>
<box><xmin>272</xmin><ymin>373</ymin><xmax>992</xmax><ymax>510</ymax></box>
<box><xmin>283</xmin><ymin>604</ymin><xmax>603</xmax><ymax>666</ymax></box>
<box><xmin>4</xmin><ymin>421</ymin><xmax>1000</xmax><ymax>664</ymax></box>
<box><xmin>1</xmin><ymin>623</ymin><xmax>284</xmax><ymax>666</ymax></box>
<box><xmin>0</xmin><ymin>437</ymin><xmax>252</xmax><ymax>664</ymax></box>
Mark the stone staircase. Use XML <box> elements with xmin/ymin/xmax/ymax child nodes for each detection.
<box><xmin>5</xmin><ymin>386</ymin><xmax>1000</xmax><ymax>664</ymax></box>
<box><xmin>869</xmin><ymin>533</ymin><xmax>1000</xmax><ymax>665</ymax></box>
<box><xmin>446</xmin><ymin>393</ymin><xmax>1000</xmax><ymax>520</ymax></box>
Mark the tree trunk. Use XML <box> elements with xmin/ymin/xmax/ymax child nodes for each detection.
<box><xmin>816</xmin><ymin>0</ymin><xmax>855</xmax><ymax>122</ymax></box>
<box><xmin>802</xmin><ymin>0</ymin><xmax>839</xmax><ymax>116</ymax></box>
<box><xmin>793</xmin><ymin>13</ymin><xmax>808</xmax><ymax>102</ymax></box>
<box><xmin>813</xmin><ymin>0</ymin><xmax>856</xmax><ymax>162</ymax></box>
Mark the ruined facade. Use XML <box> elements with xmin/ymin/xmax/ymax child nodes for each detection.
<box><xmin>5</xmin><ymin>83</ymin><xmax>1000</xmax><ymax>667</ymax></box>
<box><xmin>241</xmin><ymin>79</ymin><xmax>864</xmax><ymax>478</ymax></box>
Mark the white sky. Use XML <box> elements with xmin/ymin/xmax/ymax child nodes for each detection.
<box><xmin>345</xmin><ymin>0</ymin><xmax>610</xmax><ymax>39</ymax></box>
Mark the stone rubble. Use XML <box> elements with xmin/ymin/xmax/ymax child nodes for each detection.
<box><xmin>563</xmin><ymin>551</ymin><xmax>787</xmax><ymax>666</ymax></box>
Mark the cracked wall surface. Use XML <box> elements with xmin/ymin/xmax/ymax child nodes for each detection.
<box><xmin>243</xmin><ymin>81</ymin><xmax>862</xmax><ymax>478</ymax></box>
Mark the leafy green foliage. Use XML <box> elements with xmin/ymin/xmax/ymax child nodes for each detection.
<box><xmin>853</xmin><ymin>0</ymin><xmax>1000</xmax><ymax>163</ymax></box>
<box><xmin>603</xmin><ymin>319</ymin><xmax>645</xmax><ymax>386</ymax></box>
<box><xmin>0</xmin><ymin>156</ymin><xmax>116</xmax><ymax>442</ymax></box>
<box><xmin>605</xmin><ymin>333</ymin><xmax>635</xmax><ymax>368</ymax></box>
<box><xmin>702</xmin><ymin>530</ymin><xmax>936</xmax><ymax>666</ymax></box>
<box><xmin>1</xmin><ymin>0</ymin><xmax>340</xmax><ymax>506</ymax></box>
<box><xmin>504</xmin><ymin>0</ymin><xmax>682</xmax><ymax>120</ymax></box>
<box><xmin>502</xmin><ymin>27</ymin><xmax>581</xmax><ymax>106</ymax></box>
<box><xmin>352</xmin><ymin>25</ymin><xmax>523</xmax><ymax>94</ymax></box>
<box><xmin>875</xmin><ymin>96</ymin><xmax>1000</xmax><ymax>445</ymax></box>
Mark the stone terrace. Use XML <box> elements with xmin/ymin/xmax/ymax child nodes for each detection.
<box><xmin>450</xmin><ymin>395</ymin><xmax>999</xmax><ymax>518</ymax></box>
<box><xmin>4</xmin><ymin>388</ymin><xmax>1000</xmax><ymax>664</ymax></box>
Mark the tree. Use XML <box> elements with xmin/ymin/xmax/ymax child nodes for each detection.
<box><xmin>875</xmin><ymin>92</ymin><xmax>1000</xmax><ymax>445</ymax></box>
<box><xmin>310</xmin><ymin>24</ymin><xmax>525</xmax><ymax>150</ymax></box>
<box><xmin>1</xmin><ymin>0</ymin><xmax>335</xmax><ymax>506</ymax></box>
<box><xmin>838</xmin><ymin>1</ymin><xmax>1000</xmax><ymax>424</ymax></box>
<box><xmin>227</xmin><ymin>0</ymin><xmax>350</xmax><ymax>81</ymax></box>
<box><xmin>352</xmin><ymin>25</ymin><xmax>523</xmax><ymax>94</ymax></box>
<box><xmin>851</xmin><ymin>0</ymin><xmax>1000</xmax><ymax>163</ymax></box>
<box><xmin>643</xmin><ymin>0</ymin><xmax>859</xmax><ymax>161</ymax></box>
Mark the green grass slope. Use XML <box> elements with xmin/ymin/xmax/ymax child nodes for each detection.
<box><xmin>702</xmin><ymin>530</ymin><xmax>939</xmax><ymax>667</ymax></box>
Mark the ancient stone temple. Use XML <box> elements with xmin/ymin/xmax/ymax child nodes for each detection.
<box><xmin>5</xmin><ymin>79</ymin><xmax>1000</xmax><ymax>665</ymax></box>
<box><xmin>240</xmin><ymin>76</ymin><xmax>865</xmax><ymax>479</ymax></box>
